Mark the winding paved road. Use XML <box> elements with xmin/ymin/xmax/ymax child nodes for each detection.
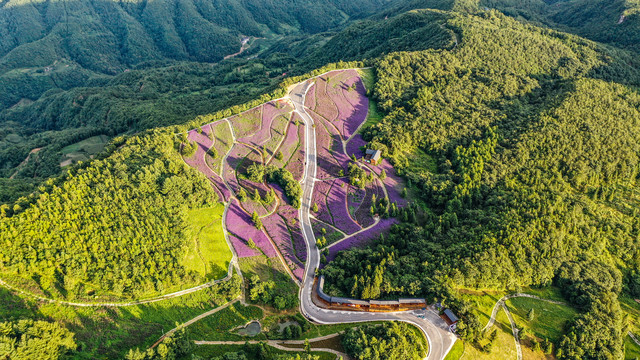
<box><xmin>290</xmin><ymin>80</ymin><xmax>457</xmax><ymax>360</ymax></box>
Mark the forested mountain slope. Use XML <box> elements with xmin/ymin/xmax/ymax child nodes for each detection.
<box><xmin>321</xmin><ymin>10</ymin><xmax>640</xmax><ymax>359</ymax></box>
<box><xmin>0</xmin><ymin>8</ymin><xmax>456</xmax><ymax>205</ymax></box>
<box><xmin>0</xmin><ymin>0</ymin><xmax>391</xmax><ymax>113</ymax></box>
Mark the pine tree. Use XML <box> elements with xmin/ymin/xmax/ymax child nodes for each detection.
<box><xmin>252</xmin><ymin>212</ymin><xmax>262</xmax><ymax>229</ymax></box>
<box><xmin>237</xmin><ymin>188</ymin><xmax>247</xmax><ymax>201</ymax></box>
<box><xmin>312</xmin><ymin>203</ymin><xmax>319</xmax><ymax>212</ymax></box>
<box><xmin>253</xmin><ymin>189</ymin><xmax>261</xmax><ymax>202</ymax></box>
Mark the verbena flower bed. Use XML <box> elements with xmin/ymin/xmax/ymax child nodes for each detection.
<box><xmin>269</xmin><ymin>116</ymin><xmax>301</xmax><ymax>169</ymax></box>
<box><xmin>310</xmin><ymin>111</ymin><xmax>345</xmax><ymax>179</ymax></box>
<box><xmin>366</xmin><ymin>159</ymin><xmax>407</xmax><ymax>206</ymax></box>
<box><xmin>206</xmin><ymin>121</ymin><xmax>234</xmax><ymax>175</ymax></box>
<box><xmin>327</xmin><ymin>178</ymin><xmax>361</xmax><ymax>235</ymax></box>
<box><xmin>229</xmin><ymin>105</ymin><xmax>263</xmax><ymax>138</ymax></box>
<box><xmin>284</xmin><ymin>121</ymin><xmax>305</xmax><ymax>182</ymax></box>
<box><xmin>183</xmin><ymin>126</ymin><xmax>229</xmax><ymax>201</ymax></box>
<box><xmin>259</xmin><ymin>185</ymin><xmax>305</xmax><ymax>282</ymax></box>
<box><xmin>228</xmin><ymin>234</ymin><xmax>260</xmax><ymax>258</ymax></box>
<box><xmin>347</xmin><ymin>184</ymin><xmax>366</xmax><ymax>218</ymax></box>
<box><xmin>313</xmin><ymin>76</ymin><xmax>338</xmax><ymax>122</ymax></box>
<box><xmin>324</xmin><ymin>218</ymin><xmax>398</xmax><ymax>264</ymax></box>
<box><xmin>262</xmin><ymin>112</ymin><xmax>292</xmax><ymax>161</ymax></box>
<box><xmin>304</xmin><ymin>82</ymin><xmax>317</xmax><ymax>110</ymax></box>
<box><xmin>223</xmin><ymin>143</ymin><xmax>257</xmax><ymax>194</ymax></box>
<box><xmin>345</xmin><ymin>134</ymin><xmax>367</xmax><ymax>158</ymax></box>
<box><xmin>311</xmin><ymin>180</ymin><xmax>333</xmax><ymax>224</ymax></box>
<box><xmin>226</xmin><ymin>199</ymin><xmax>277</xmax><ymax>258</ymax></box>
<box><xmin>354</xmin><ymin>180</ymin><xmax>379</xmax><ymax>228</ymax></box>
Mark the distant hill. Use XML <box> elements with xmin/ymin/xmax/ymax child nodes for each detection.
<box><xmin>0</xmin><ymin>0</ymin><xmax>392</xmax><ymax>111</ymax></box>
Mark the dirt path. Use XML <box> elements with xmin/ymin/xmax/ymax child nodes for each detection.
<box><xmin>224</xmin><ymin>36</ymin><xmax>257</xmax><ymax>60</ymax></box>
<box><xmin>194</xmin><ymin>332</ymin><xmax>349</xmax><ymax>360</ymax></box>
<box><xmin>0</xmin><ymin>265</ymin><xmax>236</xmax><ymax>307</ymax></box>
<box><xmin>9</xmin><ymin>147</ymin><xmax>42</xmax><ymax>179</ymax></box>
<box><xmin>483</xmin><ymin>293</ymin><xmax>567</xmax><ymax>360</ymax></box>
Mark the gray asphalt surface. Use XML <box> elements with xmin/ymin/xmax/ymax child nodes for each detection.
<box><xmin>290</xmin><ymin>80</ymin><xmax>457</xmax><ymax>360</ymax></box>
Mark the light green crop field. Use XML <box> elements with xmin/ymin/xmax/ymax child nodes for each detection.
<box><xmin>60</xmin><ymin>135</ymin><xmax>110</xmax><ymax>166</ymax></box>
<box><xmin>621</xmin><ymin>295</ymin><xmax>640</xmax><ymax>359</ymax></box>
<box><xmin>183</xmin><ymin>205</ymin><xmax>232</xmax><ymax>280</ymax></box>
<box><xmin>358</xmin><ymin>68</ymin><xmax>384</xmax><ymax>131</ymax></box>
<box><xmin>506</xmin><ymin>296</ymin><xmax>577</xmax><ymax>342</ymax></box>
<box><xmin>461</xmin><ymin>308</ymin><xmax>516</xmax><ymax>360</ymax></box>
<box><xmin>444</xmin><ymin>339</ymin><xmax>464</xmax><ymax>360</ymax></box>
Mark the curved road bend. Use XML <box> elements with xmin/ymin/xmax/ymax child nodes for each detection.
<box><xmin>290</xmin><ymin>81</ymin><xmax>457</xmax><ymax>360</ymax></box>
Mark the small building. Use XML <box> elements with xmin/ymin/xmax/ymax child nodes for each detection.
<box><xmin>331</xmin><ymin>297</ymin><xmax>369</xmax><ymax>308</ymax></box>
<box><xmin>444</xmin><ymin>309</ymin><xmax>459</xmax><ymax>324</ymax></box>
<box><xmin>443</xmin><ymin>309</ymin><xmax>459</xmax><ymax>332</ymax></box>
<box><xmin>398</xmin><ymin>298</ymin><xmax>427</xmax><ymax>309</ymax></box>
<box><xmin>369</xmin><ymin>299</ymin><xmax>400</xmax><ymax>311</ymax></box>
<box><xmin>364</xmin><ymin>149</ymin><xmax>382</xmax><ymax>165</ymax></box>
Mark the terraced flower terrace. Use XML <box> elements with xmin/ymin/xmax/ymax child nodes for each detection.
<box><xmin>180</xmin><ymin>69</ymin><xmax>407</xmax><ymax>284</ymax></box>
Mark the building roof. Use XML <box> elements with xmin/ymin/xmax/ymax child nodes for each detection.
<box><xmin>444</xmin><ymin>309</ymin><xmax>459</xmax><ymax>323</ymax></box>
<box><xmin>331</xmin><ymin>297</ymin><xmax>369</xmax><ymax>306</ymax></box>
<box><xmin>365</xmin><ymin>149</ymin><xmax>382</xmax><ymax>161</ymax></box>
<box><xmin>398</xmin><ymin>298</ymin><xmax>427</xmax><ymax>304</ymax></box>
<box><xmin>370</xmin><ymin>300</ymin><xmax>400</xmax><ymax>306</ymax></box>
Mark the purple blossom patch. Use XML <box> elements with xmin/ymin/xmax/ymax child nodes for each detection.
<box><xmin>305</xmin><ymin>82</ymin><xmax>317</xmax><ymax>110</ymax></box>
<box><xmin>324</xmin><ymin>217</ymin><xmax>398</xmax><ymax>264</ymax></box>
<box><xmin>183</xmin><ymin>126</ymin><xmax>231</xmax><ymax>201</ymax></box>
<box><xmin>226</xmin><ymin>199</ymin><xmax>277</xmax><ymax>258</ymax></box>
<box><xmin>311</xmin><ymin>180</ymin><xmax>333</xmax><ymax>225</ymax></box>
<box><xmin>326</xmin><ymin>178</ymin><xmax>361</xmax><ymax>235</ymax></box>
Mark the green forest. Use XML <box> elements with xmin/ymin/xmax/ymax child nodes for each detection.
<box><xmin>321</xmin><ymin>9</ymin><xmax>640</xmax><ymax>360</ymax></box>
<box><xmin>2</xmin><ymin>0</ymin><xmax>640</xmax><ymax>359</ymax></box>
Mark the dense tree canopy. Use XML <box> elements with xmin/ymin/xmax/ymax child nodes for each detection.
<box><xmin>342</xmin><ymin>322</ymin><xmax>426</xmax><ymax>360</ymax></box>
<box><xmin>323</xmin><ymin>10</ymin><xmax>640</xmax><ymax>358</ymax></box>
<box><xmin>0</xmin><ymin>131</ymin><xmax>217</xmax><ymax>299</ymax></box>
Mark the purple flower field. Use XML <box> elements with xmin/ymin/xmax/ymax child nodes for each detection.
<box><xmin>345</xmin><ymin>134</ymin><xmax>367</xmax><ymax>158</ymax></box>
<box><xmin>305</xmin><ymin>82</ymin><xmax>316</xmax><ymax>110</ymax></box>
<box><xmin>347</xmin><ymin>183</ymin><xmax>365</xmax><ymax>213</ymax></box>
<box><xmin>354</xmin><ymin>179</ymin><xmax>382</xmax><ymax>228</ymax></box>
<box><xmin>206</xmin><ymin>121</ymin><xmax>234</xmax><ymax>175</ymax></box>
<box><xmin>311</xmin><ymin>217</ymin><xmax>345</xmax><ymax>246</ymax></box>
<box><xmin>228</xmin><ymin>234</ymin><xmax>260</xmax><ymax>258</ymax></box>
<box><xmin>326</xmin><ymin>178</ymin><xmax>361</xmax><ymax>235</ymax></box>
<box><xmin>284</xmin><ymin>120</ymin><xmax>306</xmax><ymax>181</ymax></box>
<box><xmin>269</xmin><ymin>115</ymin><xmax>301</xmax><ymax>168</ymax></box>
<box><xmin>324</xmin><ymin>217</ymin><xmax>398</xmax><ymax>264</ymax></box>
<box><xmin>238</xmin><ymin>101</ymin><xmax>291</xmax><ymax>149</ymax></box>
<box><xmin>272</xmin><ymin>184</ymin><xmax>307</xmax><ymax>263</ymax></box>
<box><xmin>180</xmin><ymin>69</ymin><xmax>405</xmax><ymax>275</ymax></box>
<box><xmin>366</xmin><ymin>159</ymin><xmax>407</xmax><ymax>206</ymax></box>
<box><xmin>310</xmin><ymin>111</ymin><xmax>345</xmax><ymax>179</ymax></box>
<box><xmin>313</xmin><ymin>77</ymin><xmax>339</xmax><ymax>122</ymax></box>
<box><xmin>223</xmin><ymin>143</ymin><xmax>256</xmax><ymax>194</ymax></box>
<box><xmin>312</xmin><ymin>70</ymin><xmax>369</xmax><ymax>140</ymax></box>
<box><xmin>183</xmin><ymin>126</ymin><xmax>231</xmax><ymax>201</ymax></box>
<box><xmin>226</xmin><ymin>199</ymin><xmax>277</xmax><ymax>258</ymax></box>
<box><xmin>311</xmin><ymin>180</ymin><xmax>333</xmax><ymax>225</ymax></box>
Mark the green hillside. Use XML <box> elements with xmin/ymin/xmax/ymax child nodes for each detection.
<box><xmin>322</xmin><ymin>10</ymin><xmax>640</xmax><ymax>359</ymax></box>
<box><xmin>2</xmin><ymin>1</ymin><xmax>640</xmax><ymax>359</ymax></box>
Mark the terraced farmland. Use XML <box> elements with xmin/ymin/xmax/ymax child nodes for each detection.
<box><xmin>180</xmin><ymin>69</ymin><xmax>407</xmax><ymax>283</ymax></box>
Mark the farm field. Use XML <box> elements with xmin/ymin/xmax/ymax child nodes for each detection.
<box><xmin>182</xmin><ymin>206</ymin><xmax>233</xmax><ymax>281</ymax></box>
<box><xmin>59</xmin><ymin>134</ymin><xmax>110</xmax><ymax>167</ymax></box>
